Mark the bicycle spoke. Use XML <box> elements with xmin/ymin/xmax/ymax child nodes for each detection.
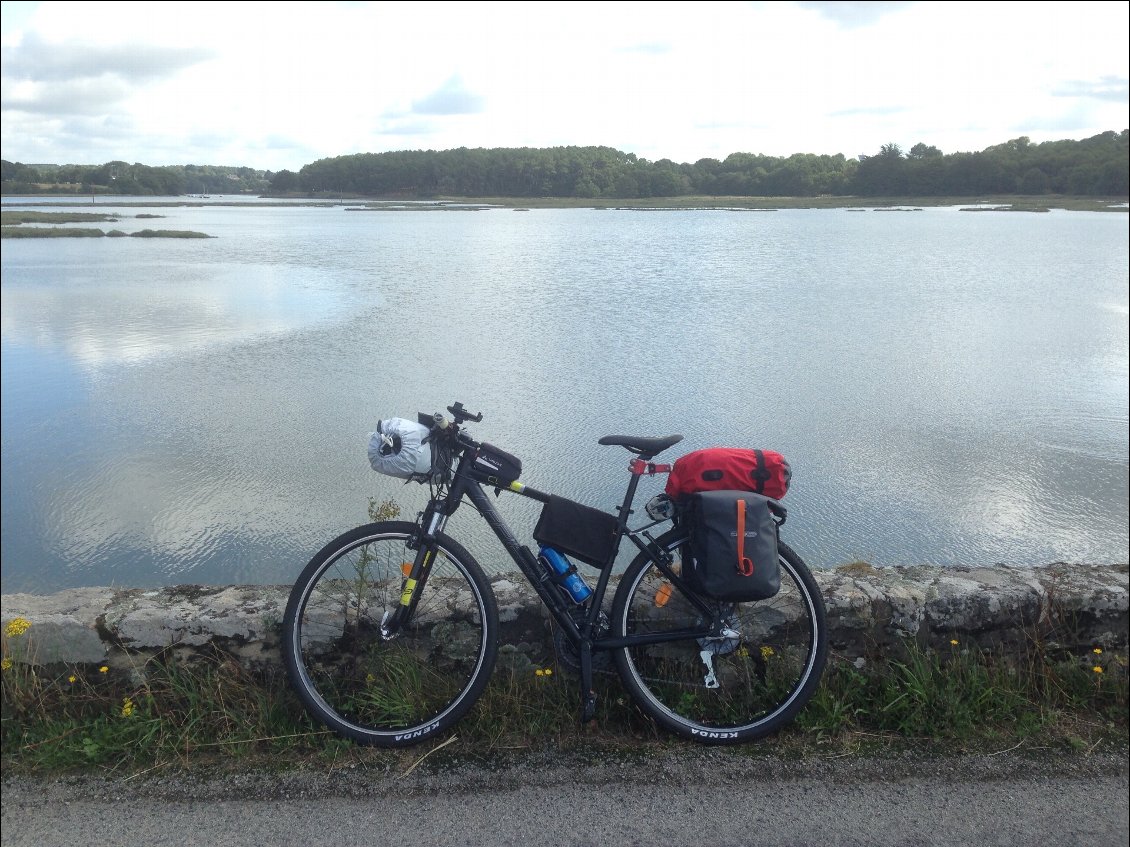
<box><xmin>283</xmin><ymin>524</ymin><xmax>498</xmax><ymax>746</ymax></box>
<box><xmin>613</xmin><ymin>534</ymin><xmax>827</xmax><ymax>742</ymax></box>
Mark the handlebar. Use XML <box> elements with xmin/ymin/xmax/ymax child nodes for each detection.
<box><xmin>417</xmin><ymin>402</ymin><xmax>483</xmax><ymax>432</ymax></box>
<box><xmin>447</xmin><ymin>402</ymin><xmax>483</xmax><ymax>424</ymax></box>
<box><xmin>421</xmin><ymin>403</ymin><xmax>482</xmax><ymax>429</ymax></box>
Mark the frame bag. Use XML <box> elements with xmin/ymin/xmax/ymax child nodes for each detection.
<box><xmin>532</xmin><ymin>495</ymin><xmax>619</xmax><ymax>569</ymax></box>
<box><xmin>684</xmin><ymin>490</ymin><xmax>783</xmax><ymax>602</ymax></box>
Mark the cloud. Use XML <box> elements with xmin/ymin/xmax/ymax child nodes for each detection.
<box><xmin>1011</xmin><ymin>106</ymin><xmax>1115</xmax><ymax>136</ymax></box>
<box><xmin>0</xmin><ymin>0</ymin><xmax>1125</xmax><ymax>172</ymax></box>
<box><xmin>796</xmin><ymin>1</ymin><xmax>915</xmax><ymax>28</ymax></box>
<box><xmin>3</xmin><ymin>32</ymin><xmax>214</xmax><ymax>83</ymax></box>
<box><xmin>829</xmin><ymin>105</ymin><xmax>909</xmax><ymax>119</ymax></box>
<box><xmin>620</xmin><ymin>41</ymin><xmax>673</xmax><ymax>55</ymax></box>
<box><xmin>1</xmin><ymin>31</ymin><xmax>214</xmax><ymax>118</ymax></box>
<box><xmin>184</xmin><ymin>127</ymin><xmax>239</xmax><ymax>151</ymax></box>
<box><xmin>410</xmin><ymin>76</ymin><xmax>485</xmax><ymax>116</ymax></box>
<box><xmin>1053</xmin><ymin>76</ymin><xmax>1130</xmax><ymax>103</ymax></box>
<box><xmin>380</xmin><ymin>120</ymin><xmax>439</xmax><ymax>137</ymax></box>
<box><xmin>2</xmin><ymin>76</ymin><xmax>131</xmax><ymax>114</ymax></box>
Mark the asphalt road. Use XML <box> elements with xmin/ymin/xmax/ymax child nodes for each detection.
<box><xmin>2</xmin><ymin>747</ymin><xmax>1127</xmax><ymax>847</ymax></box>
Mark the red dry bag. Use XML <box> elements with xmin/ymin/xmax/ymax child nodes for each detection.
<box><xmin>665</xmin><ymin>448</ymin><xmax>791</xmax><ymax>501</ymax></box>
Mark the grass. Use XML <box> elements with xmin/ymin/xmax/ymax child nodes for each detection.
<box><xmin>0</xmin><ymin>211</ymin><xmax>124</xmax><ymax>225</ymax></box>
<box><xmin>129</xmin><ymin>229</ymin><xmax>211</xmax><ymax>238</ymax></box>
<box><xmin>2</xmin><ymin>226</ymin><xmax>211</xmax><ymax>238</ymax></box>
<box><xmin>2</xmin><ymin>620</ymin><xmax>1125</xmax><ymax>776</ymax></box>
<box><xmin>797</xmin><ymin>640</ymin><xmax>1126</xmax><ymax>745</ymax></box>
<box><xmin>1</xmin><ymin>226</ymin><xmax>107</xmax><ymax>238</ymax></box>
<box><xmin>1</xmin><ymin>209</ymin><xmax>207</xmax><ymax>238</ymax></box>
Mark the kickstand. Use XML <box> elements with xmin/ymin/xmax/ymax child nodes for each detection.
<box><xmin>578</xmin><ymin>639</ymin><xmax>598</xmax><ymax>723</ymax></box>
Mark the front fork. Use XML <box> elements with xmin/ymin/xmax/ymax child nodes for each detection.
<box><xmin>380</xmin><ymin>504</ymin><xmax>448</xmax><ymax>639</ymax></box>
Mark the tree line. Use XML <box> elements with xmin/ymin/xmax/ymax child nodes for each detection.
<box><xmin>0</xmin><ymin>161</ymin><xmax>272</xmax><ymax>196</ymax></box>
<box><xmin>272</xmin><ymin>132</ymin><xmax>1126</xmax><ymax>198</ymax></box>
<box><xmin>3</xmin><ymin>130</ymin><xmax>1126</xmax><ymax>199</ymax></box>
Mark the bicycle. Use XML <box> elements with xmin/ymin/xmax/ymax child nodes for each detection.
<box><xmin>282</xmin><ymin>403</ymin><xmax>827</xmax><ymax>747</ymax></box>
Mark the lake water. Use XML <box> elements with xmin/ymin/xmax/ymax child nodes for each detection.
<box><xmin>2</xmin><ymin>199</ymin><xmax>1127</xmax><ymax>593</ymax></box>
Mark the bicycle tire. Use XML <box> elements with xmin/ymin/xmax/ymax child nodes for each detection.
<box><xmin>611</xmin><ymin>529</ymin><xmax>827</xmax><ymax>744</ymax></box>
<box><xmin>282</xmin><ymin>521</ymin><xmax>499</xmax><ymax>747</ymax></box>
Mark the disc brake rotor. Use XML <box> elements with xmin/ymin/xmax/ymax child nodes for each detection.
<box><xmin>697</xmin><ymin>609</ymin><xmax>741</xmax><ymax>655</ymax></box>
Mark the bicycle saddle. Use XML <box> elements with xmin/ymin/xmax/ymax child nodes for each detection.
<box><xmin>597</xmin><ymin>434</ymin><xmax>683</xmax><ymax>458</ymax></box>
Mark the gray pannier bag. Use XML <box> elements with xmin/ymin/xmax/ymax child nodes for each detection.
<box><xmin>367</xmin><ymin>417</ymin><xmax>433</xmax><ymax>480</ymax></box>
<box><xmin>684</xmin><ymin>490</ymin><xmax>783</xmax><ymax>601</ymax></box>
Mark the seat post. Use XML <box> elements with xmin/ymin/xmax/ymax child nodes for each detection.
<box><xmin>614</xmin><ymin>459</ymin><xmax>646</xmax><ymax>533</ymax></box>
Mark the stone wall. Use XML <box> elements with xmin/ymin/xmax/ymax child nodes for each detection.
<box><xmin>2</xmin><ymin>563</ymin><xmax>1126</xmax><ymax>672</ymax></box>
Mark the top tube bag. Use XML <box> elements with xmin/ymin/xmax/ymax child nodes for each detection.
<box><xmin>470</xmin><ymin>443</ymin><xmax>523</xmax><ymax>485</ymax></box>
<box><xmin>683</xmin><ymin>490</ymin><xmax>783</xmax><ymax>602</ymax></box>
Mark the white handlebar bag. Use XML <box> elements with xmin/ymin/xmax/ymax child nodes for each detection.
<box><xmin>367</xmin><ymin>417</ymin><xmax>433</xmax><ymax>480</ymax></box>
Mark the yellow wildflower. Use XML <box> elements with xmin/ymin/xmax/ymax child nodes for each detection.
<box><xmin>1093</xmin><ymin>666</ymin><xmax>1104</xmax><ymax>674</ymax></box>
<box><xmin>121</xmin><ymin>697</ymin><xmax>135</xmax><ymax>718</ymax></box>
<box><xmin>1093</xmin><ymin>647</ymin><xmax>1103</xmax><ymax>655</ymax></box>
<box><xmin>68</xmin><ymin>675</ymin><xmax>77</xmax><ymax>684</ymax></box>
<box><xmin>99</xmin><ymin>665</ymin><xmax>109</xmax><ymax>673</ymax></box>
<box><xmin>737</xmin><ymin>646</ymin><xmax>750</xmax><ymax>658</ymax></box>
<box><xmin>5</xmin><ymin>617</ymin><xmax>31</xmax><ymax>637</ymax></box>
<box><xmin>544</xmin><ymin>668</ymin><xmax>553</xmax><ymax>676</ymax></box>
<box><xmin>535</xmin><ymin>669</ymin><xmax>545</xmax><ymax>677</ymax></box>
<box><xmin>950</xmin><ymin>639</ymin><xmax>959</xmax><ymax>646</ymax></box>
<box><xmin>760</xmin><ymin>646</ymin><xmax>775</xmax><ymax>660</ymax></box>
<box><xmin>0</xmin><ymin>658</ymin><xmax>11</xmax><ymax>671</ymax></box>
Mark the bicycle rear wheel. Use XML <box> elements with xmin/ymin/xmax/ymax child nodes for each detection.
<box><xmin>282</xmin><ymin>521</ymin><xmax>498</xmax><ymax>747</ymax></box>
<box><xmin>611</xmin><ymin>529</ymin><xmax>826</xmax><ymax>744</ymax></box>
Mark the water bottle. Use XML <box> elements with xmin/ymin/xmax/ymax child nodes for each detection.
<box><xmin>538</xmin><ymin>546</ymin><xmax>592</xmax><ymax>604</ymax></box>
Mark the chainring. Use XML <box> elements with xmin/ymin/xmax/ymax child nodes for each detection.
<box><xmin>552</xmin><ymin>610</ymin><xmax>612</xmax><ymax>673</ymax></box>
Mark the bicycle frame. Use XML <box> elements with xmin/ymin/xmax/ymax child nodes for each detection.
<box><xmin>390</xmin><ymin>427</ymin><xmax>724</xmax><ymax>716</ymax></box>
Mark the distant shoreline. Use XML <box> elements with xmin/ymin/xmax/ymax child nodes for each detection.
<box><xmin>2</xmin><ymin>193</ymin><xmax>1127</xmax><ymax>213</ymax></box>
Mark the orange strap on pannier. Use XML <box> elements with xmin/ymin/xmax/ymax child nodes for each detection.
<box><xmin>736</xmin><ymin>499</ymin><xmax>755</xmax><ymax>576</ymax></box>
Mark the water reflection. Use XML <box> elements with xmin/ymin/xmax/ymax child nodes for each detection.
<box><xmin>1</xmin><ymin>258</ymin><xmax>350</xmax><ymax>368</ymax></box>
<box><xmin>1</xmin><ymin>203</ymin><xmax>1127</xmax><ymax>592</ymax></box>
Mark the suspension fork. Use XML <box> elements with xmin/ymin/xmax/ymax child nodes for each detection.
<box><xmin>380</xmin><ymin>447</ymin><xmax>474</xmax><ymax>638</ymax></box>
<box><xmin>379</xmin><ymin>501</ymin><xmax>449</xmax><ymax>639</ymax></box>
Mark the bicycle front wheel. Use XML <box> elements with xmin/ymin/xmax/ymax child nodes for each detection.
<box><xmin>611</xmin><ymin>529</ymin><xmax>827</xmax><ymax>744</ymax></box>
<box><xmin>282</xmin><ymin>521</ymin><xmax>498</xmax><ymax>747</ymax></box>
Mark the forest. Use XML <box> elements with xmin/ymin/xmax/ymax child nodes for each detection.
<box><xmin>2</xmin><ymin>130</ymin><xmax>1126</xmax><ymax>199</ymax></box>
<box><xmin>0</xmin><ymin>162</ymin><xmax>272</xmax><ymax>196</ymax></box>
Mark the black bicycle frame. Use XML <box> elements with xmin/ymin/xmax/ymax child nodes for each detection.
<box><xmin>406</xmin><ymin>439</ymin><xmax>719</xmax><ymax>659</ymax></box>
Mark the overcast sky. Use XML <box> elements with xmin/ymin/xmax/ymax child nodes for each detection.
<box><xmin>1</xmin><ymin>0</ymin><xmax>1127</xmax><ymax>172</ymax></box>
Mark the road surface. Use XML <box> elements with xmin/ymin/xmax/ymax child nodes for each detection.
<box><xmin>2</xmin><ymin>746</ymin><xmax>1127</xmax><ymax>846</ymax></box>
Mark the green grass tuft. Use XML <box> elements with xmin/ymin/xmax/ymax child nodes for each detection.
<box><xmin>3</xmin><ymin>635</ymin><xmax>1124</xmax><ymax>775</ymax></box>
<box><xmin>1</xmin><ymin>226</ymin><xmax>106</xmax><ymax>238</ymax></box>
